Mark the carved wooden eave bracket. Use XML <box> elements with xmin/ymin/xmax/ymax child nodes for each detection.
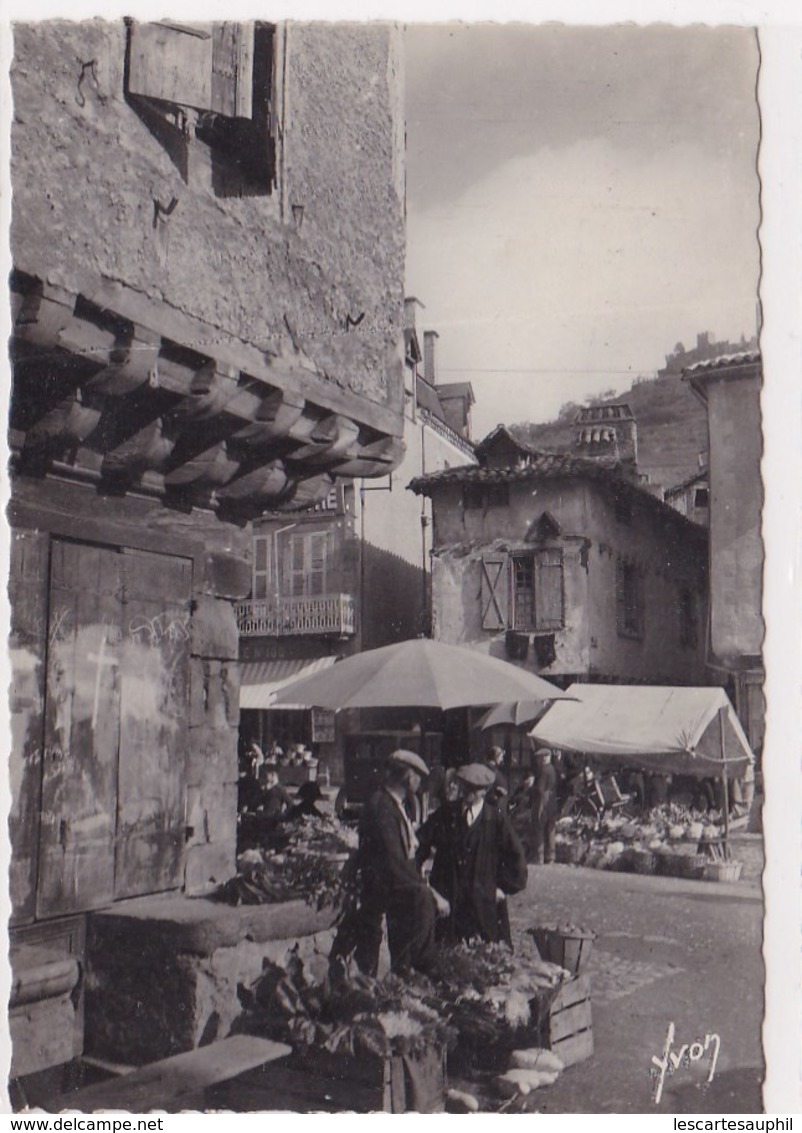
<box><xmin>9</xmin><ymin>269</ymin><xmax>406</xmax><ymax>520</ymax></box>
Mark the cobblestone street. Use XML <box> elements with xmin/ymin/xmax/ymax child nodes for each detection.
<box><xmin>507</xmin><ymin>853</ymin><xmax>764</xmax><ymax>1113</ymax></box>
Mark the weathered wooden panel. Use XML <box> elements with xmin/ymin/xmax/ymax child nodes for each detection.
<box><xmin>128</xmin><ymin>21</ymin><xmax>214</xmax><ymax>111</ymax></box>
<box><xmin>37</xmin><ymin>543</ymin><xmax>123</xmax><ymax>918</ymax></box>
<box><xmin>211</xmin><ymin>23</ymin><xmax>254</xmax><ymax>118</ymax></box>
<box><xmin>114</xmin><ymin>549</ymin><xmax>192</xmax><ymax>900</ymax></box>
<box><xmin>8</xmin><ymin>530</ymin><xmax>49</xmax><ymax>923</ymax></box>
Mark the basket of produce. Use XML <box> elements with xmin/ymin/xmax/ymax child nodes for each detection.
<box><xmin>629</xmin><ymin>848</ymin><xmax>657</xmax><ymax>875</ymax></box>
<box><xmin>703</xmin><ymin>860</ymin><xmax>743</xmax><ymax>883</ymax></box>
<box><xmin>427</xmin><ymin>940</ymin><xmax>570</xmax><ymax>1076</ymax></box>
<box><xmin>676</xmin><ymin>853</ymin><xmax>708</xmax><ymax>880</ymax></box>
<box><xmin>530</xmin><ymin>923</ymin><xmax>596</xmax><ymax>975</ymax></box>
<box><xmin>555</xmin><ymin>841</ymin><xmax>584</xmax><ymax>865</ymax></box>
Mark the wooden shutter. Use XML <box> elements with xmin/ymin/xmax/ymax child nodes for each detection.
<box><xmin>128</xmin><ymin>22</ymin><xmax>214</xmax><ymax>110</ymax></box>
<box><xmin>38</xmin><ymin>543</ymin><xmax>124</xmax><ymax>917</ymax></box>
<box><xmin>211</xmin><ymin>23</ymin><xmax>255</xmax><ymax>118</ymax></box>
<box><xmin>128</xmin><ymin>21</ymin><xmax>254</xmax><ymax>119</ymax></box>
<box><xmin>535</xmin><ymin>549</ymin><xmax>564</xmax><ymax>631</ymax></box>
<box><xmin>308</xmin><ymin>533</ymin><xmax>328</xmax><ymax>597</ymax></box>
<box><xmin>252</xmin><ymin>534</ymin><xmax>272</xmax><ymax>600</ymax></box>
<box><xmin>114</xmin><ymin>549</ymin><xmax>192</xmax><ymax>900</ymax></box>
<box><xmin>480</xmin><ymin>554</ymin><xmax>509</xmax><ymax>631</ymax></box>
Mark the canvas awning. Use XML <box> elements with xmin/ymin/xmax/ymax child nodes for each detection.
<box><xmin>530</xmin><ymin>684</ymin><xmax>754</xmax><ymax>778</ymax></box>
<box><xmin>239</xmin><ymin>656</ymin><xmax>338</xmax><ymax>710</ymax></box>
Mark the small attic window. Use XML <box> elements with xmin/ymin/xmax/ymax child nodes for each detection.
<box><xmin>534</xmin><ymin>512</ymin><xmax>561</xmax><ymax>540</ymax></box>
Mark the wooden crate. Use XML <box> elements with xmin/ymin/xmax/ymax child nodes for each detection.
<box><xmin>529</xmin><ymin>975</ymin><xmax>593</xmax><ymax>1068</ymax></box>
<box><xmin>209</xmin><ymin>1044</ymin><xmax>446</xmax><ymax>1113</ymax></box>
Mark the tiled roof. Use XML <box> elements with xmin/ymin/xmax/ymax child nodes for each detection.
<box><xmin>664</xmin><ymin>468</ymin><xmax>708</xmax><ymax>498</ymax></box>
<box><xmin>684</xmin><ymin>351</ymin><xmax>761</xmax><ymax>374</ymax></box>
<box><xmin>408</xmin><ymin>452</ymin><xmax>705</xmax><ymax>534</ymax></box>
<box><xmin>475</xmin><ymin>424</ymin><xmax>539</xmax><ymax>456</ymax></box>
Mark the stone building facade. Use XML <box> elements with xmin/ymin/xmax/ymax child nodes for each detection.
<box><xmin>409</xmin><ymin>424</ymin><xmax>709</xmax><ymax>689</ymax></box>
<box><xmin>8</xmin><ymin>19</ymin><xmax>406</xmax><ymax>1080</ymax></box>
<box><xmin>686</xmin><ymin>352</ymin><xmax>764</xmax><ymax>754</ymax></box>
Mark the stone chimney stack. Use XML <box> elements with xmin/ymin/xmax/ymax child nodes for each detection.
<box><xmin>423</xmin><ymin>330</ymin><xmax>439</xmax><ymax>385</ymax></box>
<box><xmin>574</xmin><ymin>404</ymin><xmax>638</xmax><ymax>476</ymax></box>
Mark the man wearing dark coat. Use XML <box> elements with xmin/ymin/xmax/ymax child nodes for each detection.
<box><xmin>532</xmin><ymin>747</ymin><xmax>560</xmax><ymax>864</ymax></box>
<box><xmin>417</xmin><ymin>762</ymin><xmax>527</xmax><ymax>946</ymax></box>
<box><xmin>330</xmin><ymin>750</ymin><xmax>447</xmax><ymax>977</ymax></box>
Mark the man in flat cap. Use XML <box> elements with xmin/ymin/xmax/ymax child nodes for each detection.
<box><xmin>331</xmin><ymin>749</ymin><xmax>448</xmax><ymax>978</ymax></box>
<box><xmin>417</xmin><ymin>761</ymin><xmax>527</xmax><ymax>946</ymax></box>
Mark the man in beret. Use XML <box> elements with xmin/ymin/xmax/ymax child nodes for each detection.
<box><xmin>417</xmin><ymin>761</ymin><xmax>527</xmax><ymax>946</ymax></box>
<box><xmin>331</xmin><ymin>750</ymin><xmax>448</xmax><ymax>977</ymax></box>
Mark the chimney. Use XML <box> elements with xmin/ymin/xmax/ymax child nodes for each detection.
<box><xmin>423</xmin><ymin>330</ymin><xmax>439</xmax><ymax>385</ymax></box>
<box><xmin>574</xmin><ymin>404</ymin><xmax>638</xmax><ymax>477</ymax></box>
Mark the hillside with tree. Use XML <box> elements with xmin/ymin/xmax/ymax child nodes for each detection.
<box><xmin>508</xmin><ymin>332</ymin><xmax>759</xmax><ymax>493</ymax></box>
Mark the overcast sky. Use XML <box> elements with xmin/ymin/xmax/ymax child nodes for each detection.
<box><xmin>404</xmin><ymin>23</ymin><xmax>762</xmax><ymax>440</ymax></box>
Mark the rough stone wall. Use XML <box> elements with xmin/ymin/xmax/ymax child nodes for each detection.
<box><xmin>581</xmin><ymin>484</ymin><xmax>710</xmax><ymax>684</ymax></box>
<box><xmin>10</xmin><ymin>20</ymin><xmax>405</xmax><ymax>421</ymax></box>
<box><xmin>85</xmin><ymin>899</ymin><xmax>336</xmax><ymax>1063</ymax></box>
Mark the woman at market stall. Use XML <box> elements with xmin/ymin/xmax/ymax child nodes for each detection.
<box><xmin>330</xmin><ymin>749</ymin><xmax>448</xmax><ymax>978</ymax></box>
<box><xmin>416</xmin><ymin>762</ymin><xmax>528</xmax><ymax>947</ymax></box>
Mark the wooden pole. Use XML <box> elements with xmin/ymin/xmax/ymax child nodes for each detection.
<box><xmin>719</xmin><ymin>707</ymin><xmax>730</xmax><ymax>860</ymax></box>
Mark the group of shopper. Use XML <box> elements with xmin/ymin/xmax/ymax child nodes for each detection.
<box><xmin>331</xmin><ymin>748</ymin><xmax>529</xmax><ymax>978</ymax></box>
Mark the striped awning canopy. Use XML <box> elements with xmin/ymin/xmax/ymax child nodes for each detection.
<box><xmin>239</xmin><ymin>656</ymin><xmax>338</xmax><ymax>710</ymax></box>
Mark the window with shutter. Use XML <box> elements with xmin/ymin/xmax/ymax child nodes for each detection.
<box><xmin>252</xmin><ymin>533</ymin><xmax>273</xmax><ymax>599</ymax></box>
<box><xmin>616</xmin><ymin>557</ymin><xmax>643</xmax><ymax>639</ymax></box>
<box><xmin>480</xmin><ymin>555</ymin><xmax>509</xmax><ymax>631</ymax></box>
<box><xmin>286</xmin><ymin>532</ymin><xmax>329</xmax><ymax>598</ymax></box>
<box><xmin>678</xmin><ymin>585</ymin><xmax>697</xmax><ymax>648</ymax></box>
<box><xmin>535</xmin><ymin>549</ymin><xmax>564</xmax><ymax>630</ymax></box>
<box><xmin>510</xmin><ymin>550</ymin><xmax>565</xmax><ymax>631</ymax></box>
<box><xmin>126</xmin><ymin>21</ymin><xmax>276</xmax><ymax>196</ymax></box>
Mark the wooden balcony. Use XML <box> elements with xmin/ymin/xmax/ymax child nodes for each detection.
<box><xmin>236</xmin><ymin>594</ymin><xmax>356</xmax><ymax>638</ymax></box>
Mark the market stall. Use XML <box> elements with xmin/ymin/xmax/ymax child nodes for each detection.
<box><xmin>530</xmin><ymin>684</ymin><xmax>755</xmax><ymax>875</ymax></box>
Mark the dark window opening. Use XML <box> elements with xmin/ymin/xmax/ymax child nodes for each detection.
<box><xmin>693</xmin><ymin>487</ymin><xmax>709</xmax><ymax>509</ymax></box>
<box><xmin>125</xmin><ymin>20</ymin><xmax>276</xmax><ymax>198</ymax></box>
<box><xmin>510</xmin><ymin>549</ymin><xmax>564</xmax><ymax>632</ymax></box>
<box><xmin>486</xmin><ymin>483</ymin><xmax>510</xmax><ymax>508</ymax></box>
<box><xmin>616</xmin><ymin>558</ymin><xmax>643</xmax><ymax>639</ymax></box>
<box><xmin>678</xmin><ymin>586</ymin><xmax>698</xmax><ymax>649</ymax></box>
<box><xmin>463</xmin><ymin>483</ymin><xmax>485</xmax><ymax>510</ymax></box>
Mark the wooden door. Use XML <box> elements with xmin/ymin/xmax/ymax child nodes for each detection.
<box><xmin>37</xmin><ymin>542</ymin><xmax>124</xmax><ymax>917</ymax></box>
<box><xmin>114</xmin><ymin>549</ymin><xmax>192</xmax><ymax>899</ymax></box>
<box><xmin>37</xmin><ymin>539</ymin><xmax>193</xmax><ymax>918</ymax></box>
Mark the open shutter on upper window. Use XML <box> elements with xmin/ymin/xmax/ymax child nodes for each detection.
<box><xmin>535</xmin><ymin>549</ymin><xmax>564</xmax><ymax>631</ymax></box>
<box><xmin>211</xmin><ymin>23</ymin><xmax>255</xmax><ymax>118</ymax></box>
<box><xmin>480</xmin><ymin>554</ymin><xmax>509</xmax><ymax>631</ymax></box>
<box><xmin>128</xmin><ymin>22</ymin><xmax>215</xmax><ymax>111</ymax></box>
<box><xmin>128</xmin><ymin>21</ymin><xmax>254</xmax><ymax>119</ymax></box>
<box><xmin>308</xmin><ymin>533</ymin><xmax>328</xmax><ymax>597</ymax></box>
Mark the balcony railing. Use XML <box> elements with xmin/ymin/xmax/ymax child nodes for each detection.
<box><xmin>236</xmin><ymin>594</ymin><xmax>357</xmax><ymax>638</ymax></box>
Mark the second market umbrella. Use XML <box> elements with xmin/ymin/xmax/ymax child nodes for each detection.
<box><xmin>270</xmin><ymin>637</ymin><xmax>572</xmax><ymax>711</ymax></box>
